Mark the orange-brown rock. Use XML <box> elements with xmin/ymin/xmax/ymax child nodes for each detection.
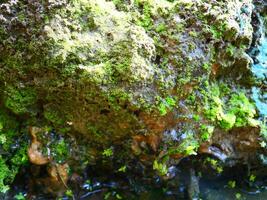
<box><xmin>28</xmin><ymin>127</ymin><xmax>50</xmax><ymax>165</ymax></box>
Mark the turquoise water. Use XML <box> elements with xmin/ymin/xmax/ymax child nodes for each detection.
<box><xmin>251</xmin><ymin>28</ymin><xmax>267</xmax><ymax>118</ymax></box>
<box><xmin>252</xmin><ymin>37</ymin><xmax>267</xmax><ymax>80</ymax></box>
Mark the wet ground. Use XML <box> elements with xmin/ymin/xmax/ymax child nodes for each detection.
<box><xmin>4</xmin><ymin>157</ymin><xmax>267</xmax><ymax>200</ymax></box>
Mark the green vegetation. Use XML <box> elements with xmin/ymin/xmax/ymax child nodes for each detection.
<box><xmin>228</xmin><ymin>180</ymin><xmax>236</xmax><ymax>188</ymax></box>
<box><xmin>205</xmin><ymin>157</ymin><xmax>223</xmax><ymax>174</ymax></box>
<box><xmin>153</xmin><ymin>160</ymin><xmax>168</xmax><ymax>176</ymax></box>
<box><xmin>14</xmin><ymin>193</ymin><xmax>26</xmax><ymax>200</ymax></box>
<box><xmin>168</xmin><ymin>131</ymin><xmax>199</xmax><ymax>156</ymax></box>
<box><xmin>249</xmin><ymin>174</ymin><xmax>256</xmax><ymax>182</ymax></box>
<box><xmin>135</xmin><ymin>1</ymin><xmax>153</xmax><ymax>30</ymax></box>
<box><xmin>0</xmin><ymin>157</ymin><xmax>10</xmax><ymax>193</ymax></box>
<box><xmin>235</xmin><ymin>193</ymin><xmax>242</xmax><ymax>200</ymax></box>
<box><xmin>103</xmin><ymin>148</ymin><xmax>113</xmax><ymax>157</ymax></box>
<box><xmin>200</xmin><ymin>125</ymin><xmax>214</xmax><ymax>141</ymax></box>
<box><xmin>118</xmin><ymin>165</ymin><xmax>127</xmax><ymax>173</ymax></box>
<box><xmin>0</xmin><ymin>0</ymin><xmax>264</xmax><ymax>197</ymax></box>
<box><xmin>210</xmin><ymin>23</ymin><xmax>226</xmax><ymax>39</ymax></box>
<box><xmin>203</xmin><ymin>83</ymin><xmax>258</xmax><ymax>130</ymax></box>
<box><xmin>0</xmin><ymin>110</ymin><xmax>29</xmax><ymax>193</ymax></box>
<box><xmin>52</xmin><ymin>139</ymin><xmax>69</xmax><ymax>163</ymax></box>
<box><xmin>65</xmin><ymin>189</ymin><xmax>74</xmax><ymax>198</ymax></box>
<box><xmin>44</xmin><ymin>108</ymin><xmax>65</xmax><ymax>126</ymax></box>
<box><xmin>4</xmin><ymin>87</ymin><xmax>36</xmax><ymax>115</ymax></box>
<box><xmin>158</xmin><ymin>96</ymin><xmax>176</xmax><ymax>116</ymax></box>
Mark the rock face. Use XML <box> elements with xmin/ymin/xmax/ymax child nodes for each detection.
<box><xmin>0</xmin><ymin>0</ymin><xmax>266</xmax><ymax>196</ymax></box>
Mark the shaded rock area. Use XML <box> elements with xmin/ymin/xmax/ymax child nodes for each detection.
<box><xmin>0</xmin><ymin>0</ymin><xmax>266</xmax><ymax>198</ymax></box>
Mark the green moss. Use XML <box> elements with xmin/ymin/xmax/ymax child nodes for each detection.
<box><xmin>203</xmin><ymin>83</ymin><xmax>258</xmax><ymax>130</ymax></box>
<box><xmin>135</xmin><ymin>1</ymin><xmax>153</xmax><ymax>30</ymax></box>
<box><xmin>0</xmin><ymin>156</ymin><xmax>10</xmax><ymax>193</ymax></box>
<box><xmin>4</xmin><ymin>87</ymin><xmax>36</xmax><ymax>115</ymax></box>
<box><xmin>226</xmin><ymin>44</ymin><xmax>236</xmax><ymax>56</ymax></box>
<box><xmin>228</xmin><ymin>93</ymin><xmax>257</xmax><ymax>127</ymax></box>
<box><xmin>158</xmin><ymin>102</ymin><xmax>168</xmax><ymax>116</ymax></box>
<box><xmin>168</xmin><ymin>131</ymin><xmax>199</xmax><ymax>156</ymax></box>
<box><xmin>155</xmin><ymin>23</ymin><xmax>167</xmax><ymax>33</ymax></box>
<box><xmin>52</xmin><ymin>139</ymin><xmax>69</xmax><ymax>163</ymax></box>
<box><xmin>11</xmin><ymin>144</ymin><xmax>28</xmax><ymax>166</ymax></box>
<box><xmin>0</xmin><ymin>110</ymin><xmax>29</xmax><ymax>194</ymax></box>
<box><xmin>219</xmin><ymin>113</ymin><xmax>236</xmax><ymax>130</ymax></box>
<box><xmin>0</xmin><ymin>1</ymin><xmax>258</xmax><ymax>183</ymax></box>
<box><xmin>210</xmin><ymin>24</ymin><xmax>225</xmax><ymax>39</ymax></box>
<box><xmin>200</xmin><ymin>125</ymin><xmax>214</xmax><ymax>141</ymax></box>
<box><xmin>202</xmin><ymin>63</ymin><xmax>211</xmax><ymax>70</ymax></box>
<box><xmin>158</xmin><ymin>96</ymin><xmax>176</xmax><ymax>116</ymax></box>
<box><xmin>44</xmin><ymin>108</ymin><xmax>65</xmax><ymax>126</ymax></box>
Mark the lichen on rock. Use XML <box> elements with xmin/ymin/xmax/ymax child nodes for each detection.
<box><xmin>0</xmin><ymin>0</ymin><xmax>266</xmax><ymax>196</ymax></box>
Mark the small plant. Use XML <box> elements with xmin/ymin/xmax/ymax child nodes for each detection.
<box><xmin>260</xmin><ymin>141</ymin><xmax>266</xmax><ymax>148</ymax></box>
<box><xmin>65</xmin><ymin>189</ymin><xmax>74</xmax><ymax>198</ymax></box>
<box><xmin>249</xmin><ymin>174</ymin><xmax>256</xmax><ymax>182</ymax></box>
<box><xmin>0</xmin><ymin>111</ymin><xmax>29</xmax><ymax>193</ymax></box>
<box><xmin>103</xmin><ymin>147</ymin><xmax>113</xmax><ymax>157</ymax></box>
<box><xmin>104</xmin><ymin>192</ymin><xmax>112</xmax><ymax>200</ymax></box>
<box><xmin>118</xmin><ymin>165</ymin><xmax>126</xmax><ymax>173</ymax></box>
<box><xmin>0</xmin><ymin>134</ymin><xmax>6</xmax><ymax>144</ymax></box>
<box><xmin>235</xmin><ymin>193</ymin><xmax>241</xmax><ymax>200</ymax></box>
<box><xmin>205</xmin><ymin>157</ymin><xmax>223</xmax><ymax>173</ymax></box>
<box><xmin>104</xmin><ymin>191</ymin><xmax>123</xmax><ymax>200</ymax></box>
<box><xmin>158</xmin><ymin>96</ymin><xmax>176</xmax><ymax>116</ymax></box>
<box><xmin>219</xmin><ymin>113</ymin><xmax>236</xmax><ymax>130</ymax></box>
<box><xmin>115</xmin><ymin>193</ymin><xmax>123</xmax><ymax>199</ymax></box>
<box><xmin>174</xmin><ymin>131</ymin><xmax>199</xmax><ymax>156</ymax></box>
<box><xmin>228</xmin><ymin>180</ymin><xmax>236</xmax><ymax>188</ymax></box>
<box><xmin>200</xmin><ymin>125</ymin><xmax>214</xmax><ymax>141</ymax></box>
<box><xmin>228</xmin><ymin>93</ymin><xmax>257</xmax><ymax>127</ymax></box>
<box><xmin>153</xmin><ymin>160</ymin><xmax>168</xmax><ymax>176</ymax></box>
<box><xmin>14</xmin><ymin>193</ymin><xmax>26</xmax><ymax>200</ymax></box>
<box><xmin>136</xmin><ymin>1</ymin><xmax>153</xmax><ymax>30</ymax></box>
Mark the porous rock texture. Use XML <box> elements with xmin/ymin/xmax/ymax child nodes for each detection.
<box><xmin>0</xmin><ymin>0</ymin><xmax>266</xmax><ymax>195</ymax></box>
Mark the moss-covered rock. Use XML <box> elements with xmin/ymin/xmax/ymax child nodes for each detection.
<box><xmin>0</xmin><ymin>109</ymin><xmax>29</xmax><ymax>193</ymax></box>
<box><xmin>0</xmin><ymin>0</ymin><xmax>266</xmax><ymax>196</ymax></box>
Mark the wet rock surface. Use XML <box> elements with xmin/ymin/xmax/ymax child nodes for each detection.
<box><xmin>0</xmin><ymin>0</ymin><xmax>266</xmax><ymax>199</ymax></box>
